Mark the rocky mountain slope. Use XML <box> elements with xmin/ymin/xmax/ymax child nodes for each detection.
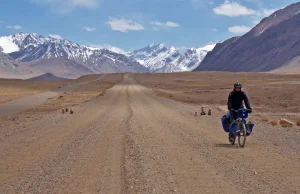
<box><xmin>194</xmin><ymin>2</ymin><xmax>300</xmax><ymax>72</ymax></box>
<box><xmin>0</xmin><ymin>51</ymin><xmax>41</xmax><ymax>79</ymax></box>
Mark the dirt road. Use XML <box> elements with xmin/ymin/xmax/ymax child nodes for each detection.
<box><xmin>1</xmin><ymin>75</ymin><xmax>300</xmax><ymax>193</ymax></box>
<box><xmin>59</xmin><ymin>75</ymin><xmax>106</xmax><ymax>93</ymax></box>
<box><xmin>0</xmin><ymin>91</ymin><xmax>58</xmax><ymax>118</ymax></box>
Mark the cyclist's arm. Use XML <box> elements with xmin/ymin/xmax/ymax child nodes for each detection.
<box><xmin>227</xmin><ymin>92</ymin><xmax>233</xmax><ymax>110</ymax></box>
<box><xmin>243</xmin><ymin>92</ymin><xmax>252</xmax><ymax>110</ymax></box>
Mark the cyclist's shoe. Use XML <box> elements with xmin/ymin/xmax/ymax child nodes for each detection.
<box><xmin>236</xmin><ymin>128</ymin><xmax>240</xmax><ymax>134</ymax></box>
<box><xmin>228</xmin><ymin>132</ymin><xmax>234</xmax><ymax>142</ymax></box>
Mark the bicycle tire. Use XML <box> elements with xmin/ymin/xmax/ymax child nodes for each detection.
<box><xmin>238</xmin><ymin>123</ymin><xmax>247</xmax><ymax>147</ymax></box>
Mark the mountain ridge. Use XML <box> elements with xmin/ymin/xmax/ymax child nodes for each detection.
<box><xmin>194</xmin><ymin>2</ymin><xmax>300</xmax><ymax>72</ymax></box>
<box><xmin>0</xmin><ymin>33</ymin><xmax>148</xmax><ymax>78</ymax></box>
<box><xmin>0</xmin><ymin>33</ymin><xmax>216</xmax><ymax>77</ymax></box>
<box><xmin>128</xmin><ymin>43</ymin><xmax>216</xmax><ymax>72</ymax></box>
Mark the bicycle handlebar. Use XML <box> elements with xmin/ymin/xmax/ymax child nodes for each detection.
<box><xmin>230</xmin><ymin>109</ymin><xmax>252</xmax><ymax>113</ymax></box>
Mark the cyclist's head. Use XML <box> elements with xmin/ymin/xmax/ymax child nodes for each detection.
<box><xmin>234</xmin><ymin>82</ymin><xmax>242</xmax><ymax>91</ymax></box>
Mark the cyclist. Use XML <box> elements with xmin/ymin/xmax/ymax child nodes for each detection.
<box><xmin>227</xmin><ymin>82</ymin><xmax>252</xmax><ymax>142</ymax></box>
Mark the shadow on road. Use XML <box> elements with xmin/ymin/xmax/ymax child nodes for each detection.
<box><xmin>215</xmin><ymin>144</ymin><xmax>240</xmax><ymax>149</ymax></box>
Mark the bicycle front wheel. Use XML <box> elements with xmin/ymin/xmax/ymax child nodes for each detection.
<box><xmin>238</xmin><ymin>124</ymin><xmax>247</xmax><ymax>147</ymax></box>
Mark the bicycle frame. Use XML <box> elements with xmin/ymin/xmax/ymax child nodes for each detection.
<box><xmin>230</xmin><ymin>109</ymin><xmax>250</xmax><ymax>147</ymax></box>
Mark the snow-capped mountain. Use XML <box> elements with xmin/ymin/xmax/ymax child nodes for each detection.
<box><xmin>0</xmin><ymin>32</ymin><xmax>217</xmax><ymax>78</ymax></box>
<box><xmin>128</xmin><ymin>43</ymin><xmax>216</xmax><ymax>72</ymax></box>
<box><xmin>5</xmin><ymin>33</ymin><xmax>93</xmax><ymax>63</ymax></box>
<box><xmin>0</xmin><ymin>33</ymin><xmax>147</xmax><ymax>78</ymax></box>
<box><xmin>82</xmin><ymin>49</ymin><xmax>147</xmax><ymax>74</ymax></box>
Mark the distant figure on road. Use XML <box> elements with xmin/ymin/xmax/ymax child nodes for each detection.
<box><xmin>227</xmin><ymin>82</ymin><xmax>252</xmax><ymax>142</ymax></box>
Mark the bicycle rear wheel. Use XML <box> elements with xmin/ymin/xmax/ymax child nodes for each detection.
<box><xmin>238</xmin><ymin>124</ymin><xmax>247</xmax><ymax>147</ymax></box>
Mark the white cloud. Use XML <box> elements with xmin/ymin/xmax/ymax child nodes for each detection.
<box><xmin>252</xmin><ymin>20</ymin><xmax>260</xmax><ymax>25</ymax></box>
<box><xmin>213</xmin><ymin>0</ymin><xmax>256</xmax><ymax>17</ymax></box>
<box><xmin>150</xmin><ymin>21</ymin><xmax>164</xmax><ymax>26</ymax></box>
<box><xmin>151</xmin><ymin>21</ymin><xmax>180</xmax><ymax>28</ymax></box>
<box><xmin>211</xmin><ymin>28</ymin><xmax>218</xmax><ymax>31</ymax></box>
<box><xmin>7</xmin><ymin>25</ymin><xmax>22</xmax><ymax>30</ymax></box>
<box><xmin>166</xmin><ymin>21</ymin><xmax>180</xmax><ymax>27</ymax></box>
<box><xmin>48</xmin><ymin>34</ymin><xmax>63</xmax><ymax>39</ymax></box>
<box><xmin>106</xmin><ymin>17</ymin><xmax>144</xmax><ymax>33</ymax></box>
<box><xmin>30</xmin><ymin>0</ymin><xmax>100</xmax><ymax>13</ymax></box>
<box><xmin>83</xmin><ymin>26</ymin><xmax>96</xmax><ymax>32</ymax></box>
<box><xmin>228</xmin><ymin>25</ymin><xmax>251</xmax><ymax>34</ymax></box>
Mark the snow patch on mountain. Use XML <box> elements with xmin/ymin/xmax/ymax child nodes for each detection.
<box><xmin>106</xmin><ymin>46</ymin><xmax>128</xmax><ymax>55</ymax></box>
<box><xmin>0</xmin><ymin>36</ymin><xmax>20</xmax><ymax>53</ymax></box>
<box><xmin>86</xmin><ymin>44</ymin><xmax>128</xmax><ymax>55</ymax></box>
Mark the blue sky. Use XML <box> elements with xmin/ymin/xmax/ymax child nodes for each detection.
<box><xmin>0</xmin><ymin>0</ymin><xmax>298</xmax><ymax>50</ymax></box>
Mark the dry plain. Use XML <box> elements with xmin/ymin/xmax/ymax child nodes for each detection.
<box><xmin>0</xmin><ymin>72</ymin><xmax>300</xmax><ymax>194</ymax></box>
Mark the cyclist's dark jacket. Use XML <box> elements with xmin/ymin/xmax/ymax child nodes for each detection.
<box><xmin>227</xmin><ymin>90</ymin><xmax>252</xmax><ymax>110</ymax></box>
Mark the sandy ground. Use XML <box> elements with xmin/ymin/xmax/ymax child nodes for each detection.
<box><xmin>0</xmin><ymin>75</ymin><xmax>110</xmax><ymax>118</ymax></box>
<box><xmin>24</xmin><ymin>74</ymin><xmax>123</xmax><ymax>114</ymax></box>
<box><xmin>0</xmin><ymin>74</ymin><xmax>103</xmax><ymax>104</ymax></box>
<box><xmin>135</xmin><ymin>72</ymin><xmax>300</xmax><ymax>124</ymax></box>
<box><xmin>0</xmin><ymin>74</ymin><xmax>300</xmax><ymax>193</ymax></box>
